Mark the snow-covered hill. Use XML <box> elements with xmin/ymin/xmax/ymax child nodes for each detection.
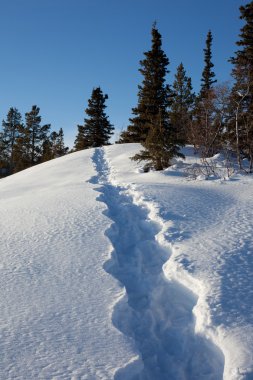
<box><xmin>0</xmin><ymin>144</ymin><xmax>253</xmax><ymax>380</ymax></box>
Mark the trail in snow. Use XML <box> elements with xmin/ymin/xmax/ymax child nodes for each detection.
<box><xmin>90</xmin><ymin>148</ymin><xmax>224</xmax><ymax>380</ymax></box>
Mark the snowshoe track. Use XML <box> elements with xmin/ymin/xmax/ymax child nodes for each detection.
<box><xmin>90</xmin><ymin>147</ymin><xmax>224</xmax><ymax>380</ymax></box>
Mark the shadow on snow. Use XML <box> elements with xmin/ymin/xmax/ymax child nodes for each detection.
<box><xmin>89</xmin><ymin>148</ymin><xmax>224</xmax><ymax>380</ymax></box>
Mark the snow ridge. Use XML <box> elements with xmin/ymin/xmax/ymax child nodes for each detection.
<box><xmin>90</xmin><ymin>147</ymin><xmax>224</xmax><ymax>380</ymax></box>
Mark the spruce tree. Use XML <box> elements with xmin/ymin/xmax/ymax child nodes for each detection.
<box><xmin>119</xmin><ymin>24</ymin><xmax>172</xmax><ymax>143</ymax></box>
<box><xmin>170</xmin><ymin>63</ymin><xmax>195</xmax><ymax>143</ymax></box>
<box><xmin>133</xmin><ymin>109</ymin><xmax>184</xmax><ymax>170</ymax></box>
<box><xmin>85</xmin><ymin>87</ymin><xmax>114</xmax><ymax>147</ymax></box>
<box><xmin>229</xmin><ymin>1</ymin><xmax>253</xmax><ymax>170</ymax></box>
<box><xmin>131</xmin><ymin>24</ymin><xmax>184</xmax><ymax>170</ymax></box>
<box><xmin>1</xmin><ymin>107</ymin><xmax>22</xmax><ymax>173</ymax></box>
<box><xmin>74</xmin><ymin>125</ymin><xmax>90</xmax><ymax>151</ymax></box>
<box><xmin>75</xmin><ymin>87</ymin><xmax>114</xmax><ymax>150</ymax></box>
<box><xmin>200</xmin><ymin>30</ymin><xmax>217</xmax><ymax>97</ymax></box>
<box><xmin>193</xmin><ymin>31</ymin><xmax>217</xmax><ymax>156</ymax></box>
<box><xmin>231</xmin><ymin>1</ymin><xmax>253</xmax><ymax>109</ymax></box>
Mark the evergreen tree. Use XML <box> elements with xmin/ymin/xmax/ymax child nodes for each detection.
<box><xmin>200</xmin><ymin>30</ymin><xmax>217</xmax><ymax>97</ymax></box>
<box><xmin>192</xmin><ymin>30</ymin><xmax>217</xmax><ymax>156</ymax></box>
<box><xmin>13</xmin><ymin>124</ymin><xmax>31</xmax><ymax>172</ymax></box>
<box><xmin>74</xmin><ymin>125</ymin><xmax>91</xmax><ymax>151</ymax></box>
<box><xmin>1</xmin><ymin>107</ymin><xmax>22</xmax><ymax>173</ymax></box>
<box><xmin>41</xmin><ymin>128</ymin><xmax>68</xmax><ymax>162</ymax></box>
<box><xmin>41</xmin><ymin>137</ymin><xmax>54</xmax><ymax>162</ymax></box>
<box><xmin>229</xmin><ymin>1</ymin><xmax>253</xmax><ymax>170</ymax></box>
<box><xmin>133</xmin><ymin>109</ymin><xmax>184</xmax><ymax>170</ymax></box>
<box><xmin>131</xmin><ymin>24</ymin><xmax>184</xmax><ymax>170</ymax></box>
<box><xmin>85</xmin><ymin>87</ymin><xmax>114</xmax><ymax>147</ymax></box>
<box><xmin>14</xmin><ymin>105</ymin><xmax>51</xmax><ymax>170</ymax></box>
<box><xmin>75</xmin><ymin>87</ymin><xmax>114</xmax><ymax>150</ymax></box>
<box><xmin>231</xmin><ymin>1</ymin><xmax>253</xmax><ymax>99</ymax></box>
<box><xmin>55</xmin><ymin>128</ymin><xmax>68</xmax><ymax>156</ymax></box>
<box><xmin>170</xmin><ymin>63</ymin><xmax>195</xmax><ymax>143</ymax></box>
<box><xmin>0</xmin><ymin>131</ymin><xmax>6</xmax><ymax>172</ymax></box>
<box><xmin>49</xmin><ymin>128</ymin><xmax>69</xmax><ymax>157</ymax></box>
<box><xmin>119</xmin><ymin>23</ymin><xmax>172</xmax><ymax>143</ymax></box>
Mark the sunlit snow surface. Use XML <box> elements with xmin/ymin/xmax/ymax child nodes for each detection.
<box><xmin>0</xmin><ymin>144</ymin><xmax>253</xmax><ymax>379</ymax></box>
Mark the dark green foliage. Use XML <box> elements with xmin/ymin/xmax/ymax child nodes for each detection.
<box><xmin>74</xmin><ymin>125</ymin><xmax>90</xmax><ymax>151</ymax></box>
<box><xmin>200</xmin><ymin>30</ymin><xmax>217</xmax><ymax>97</ymax></box>
<box><xmin>116</xmin><ymin>129</ymin><xmax>135</xmax><ymax>144</ymax></box>
<box><xmin>229</xmin><ymin>1</ymin><xmax>253</xmax><ymax>170</ymax></box>
<box><xmin>170</xmin><ymin>63</ymin><xmax>195</xmax><ymax>143</ymax></box>
<box><xmin>41</xmin><ymin>128</ymin><xmax>69</xmax><ymax>162</ymax></box>
<box><xmin>0</xmin><ymin>107</ymin><xmax>22</xmax><ymax>173</ymax></box>
<box><xmin>75</xmin><ymin>87</ymin><xmax>114</xmax><ymax>150</ymax></box>
<box><xmin>0</xmin><ymin>131</ymin><xmax>7</xmax><ymax>174</ymax></box>
<box><xmin>232</xmin><ymin>1</ymin><xmax>253</xmax><ymax>80</ymax></box>
<box><xmin>26</xmin><ymin>105</ymin><xmax>51</xmax><ymax>165</ymax></box>
<box><xmin>85</xmin><ymin>87</ymin><xmax>114</xmax><ymax>147</ymax></box>
<box><xmin>41</xmin><ymin>138</ymin><xmax>54</xmax><ymax>162</ymax></box>
<box><xmin>191</xmin><ymin>31</ymin><xmax>217</xmax><ymax>156</ymax></box>
<box><xmin>133</xmin><ymin>110</ymin><xmax>184</xmax><ymax>170</ymax></box>
<box><xmin>55</xmin><ymin>128</ymin><xmax>69</xmax><ymax>156</ymax></box>
<box><xmin>119</xmin><ymin>24</ymin><xmax>172</xmax><ymax>143</ymax></box>
<box><xmin>49</xmin><ymin>128</ymin><xmax>69</xmax><ymax>157</ymax></box>
<box><xmin>14</xmin><ymin>105</ymin><xmax>51</xmax><ymax>170</ymax></box>
<box><xmin>230</xmin><ymin>1</ymin><xmax>253</xmax><ymax>111</ymax></box>
<box><xmin>131</xmin><ymin>24</ymin><xmax>185</xmax><ymax>170</ymax></box>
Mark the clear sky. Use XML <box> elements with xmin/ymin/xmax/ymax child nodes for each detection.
<box><xmin>0</xmin><ymin>0</ymin><xmax>249</xmax><ymax>148</ymax></box>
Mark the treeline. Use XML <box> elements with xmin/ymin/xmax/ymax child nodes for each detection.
<box><xmin>0</xmin><ymin>106</ymin><xmax>68</xmax><ymax>176</ymax></box>
<box><xmin>1</xmin><ymin>1</ymin><xmax>252</xmax><ymax>176</ymax></box>
<box><xmin>117</xmin><ymin>2</ymin><xmax>253</xmax><ymax>173</ymax></box>
<box><xmin>0</xmin><ymin>85</ymin><xmax>114</xmax><ymax>177</ymax></box>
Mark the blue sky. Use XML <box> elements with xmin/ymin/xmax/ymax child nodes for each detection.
<box><xmin>0</xmin><ymin>0</ymin><xmax>248</xmax><ymax>148</ymax></box>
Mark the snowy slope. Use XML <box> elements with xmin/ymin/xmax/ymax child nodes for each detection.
<box><xmin>105</xmin><ymin>144</ymin><xmax>253</xmax><ymax>380</ymax></box>
<box><xmin>0</xmin><ymin>144</ymin><xmax>253</xmax><ymax>380</ymax></box>
<box><xmin>0</xmin><ymin>151</ymin><xmax>141</xmax><ymax>380</ymax></box>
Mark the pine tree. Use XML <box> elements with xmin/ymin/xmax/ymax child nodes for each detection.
<box><xmin>170</xmin><ymin>63</ymin><xmax>195</xmax><ymax>143</ymax></box>
<box><xmin>200</xmin><ymin>30</ymin><xmax>217</xmax><ymax>97</ymax></box>
<box><xmin>1</xmin><ymin>107</ymin><xmax>22</xmax><ymax>173</ymax></box>
<box><xmin>131</xmin><ymin>24</ymin><xmax>184</xmax><ymax>170</ymax></box>
<box><xmin>119</xmin><ymin>24</ymin><xmax>172</xmax><ymax>143</ymax></box>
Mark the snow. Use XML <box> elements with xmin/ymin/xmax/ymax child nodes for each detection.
<box><xmin>106</xmin><ymin>144</ymin><xmax>253</xmax><ymax>380</ymax></box>
<box><xmin>0</xmin><ymin>151</ymin><xmax>140</xmax><ymax>379</ymax></box>
<box><xmin>0</xmin><ymin>143</ymin><xmax>253</xmax><ymax>379</ymax></box>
